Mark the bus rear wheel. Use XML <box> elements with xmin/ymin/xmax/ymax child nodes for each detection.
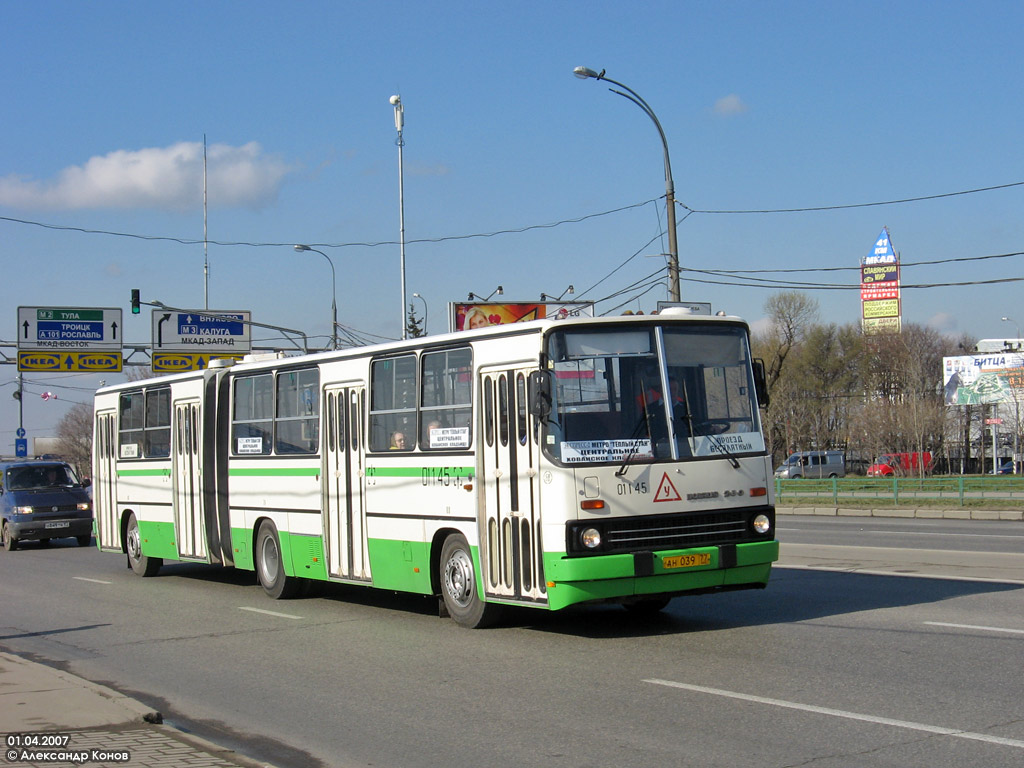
<box><xmin>256</xmin><ymin>520</ymin><xmax>302</xmax><ymax>599</ymax></box>
<box><xmin>126</xmin><ymin>513</ymin><xmax>161</xmax><ymax>576</ymax></box>
<box><xmin>439</xmin><ymin>533</ymin><xmax>501</xmax><ymax>629</ymax></box>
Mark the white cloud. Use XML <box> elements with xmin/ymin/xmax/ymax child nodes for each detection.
<box><xmin>748</xmin><ymin>316</ymin><xmax>775</xmax><ymax>338</ymax></box>
<box><xmin>712</xmin><ymin>94</ymin><xmax>749</xmax><ymax>116</ymax></box>
<box><xmin>927</xmin><ymin>312</ymin><xmax>960</xmax><ymax>335</ymax></box>
<box><xmin>0</xmin><ymin>141</ymin><xmax>294</xmax><ymax>211</ymax></box>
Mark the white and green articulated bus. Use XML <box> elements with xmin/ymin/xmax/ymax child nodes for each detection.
<box><xmin>92</xmin><ymin>309</ymin><xmax>778</xmax><ymax>627</ymax></box>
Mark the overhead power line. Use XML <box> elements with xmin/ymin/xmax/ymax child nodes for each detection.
<box><xmin>680</xmin><ymin>181</ymin><xmax>1024</xmax><ymax>215</ymax></box>
<box><xmin>2</xmin><ymin>179</ymin><xmax>1021</xmax><ymax>252</ymax></box>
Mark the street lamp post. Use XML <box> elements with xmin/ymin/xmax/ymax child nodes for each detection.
<box><xmin>573</xmin><ymin>66</ymin><xmax>680</xmax><ymax>302</ymax></box>
<box><xmin>294</xmin><ymin>244</ymin><xmax>338</xmax><ymax>350</ymax></box>
<box><xmin>412</xmin><ymin>292</ymin><xmax>428</xmax><ymax>335</ymax></box>
<box><xmin>1001</xmin><ymin>316</ymin><xmax>1020</xmax><ymax>344</ymax></box>
<box><xmin>391</xmin><ymin>95</ymin><xmax>408</xmax><ymax>340</ymax></box>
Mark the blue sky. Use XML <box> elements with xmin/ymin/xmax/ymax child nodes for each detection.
<box><xmin>3</xmin><ymin>0</ymin><xmax>1023</xmax><ymax>445</ymax></box>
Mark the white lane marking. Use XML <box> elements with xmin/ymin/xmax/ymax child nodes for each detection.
<box><xmin>239</xmin><ymin>606</ymin><xmax>302</xmax><ymax>620</ymax></box>
<box><xmin>780</xmin><ymin>527</ymin><xmax>1024</xmax><ymax>541</ymax></box>
<box><xmin>925</xmin><ymin>621</ymin><xmax>1024</xmax><ymax>636</ymax></box>
<box><xmin>644</xmin><ymin>679</ymin><xmax>1024</xmax><ymax>749</ymax></box>
<box><xmin>73</xmin><ymin>577</ymin><xmax>111</xmax><ymax>584</ymax></box>
<box><xmin>774</xmin><ymin>564</ymin><xmax>1024</xmax><ymax>586</ymax></box>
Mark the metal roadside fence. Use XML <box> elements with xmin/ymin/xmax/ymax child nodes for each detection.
<box><xmin>775</xmin><ymin>476</ymin><xmax>1024</xmax><ymax>507</ymax></box>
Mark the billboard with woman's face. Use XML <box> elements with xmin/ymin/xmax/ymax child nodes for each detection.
<box><xmin>450</xmin><ymin>302</ymin><xmax>593</xmax><ymax>332</ymax></box>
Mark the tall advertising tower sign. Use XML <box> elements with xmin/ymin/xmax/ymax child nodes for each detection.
<box><xmin>861</xmin><ymin>227</ymin><xmax>901</xmax><ymax>333</ymax></box>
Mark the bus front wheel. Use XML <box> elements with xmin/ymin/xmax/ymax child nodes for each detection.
<box><xmin>439</xmin><ymin>534</ymin><xmax>501</xmax><ymax>629</ymax></box>
<box><xmin>126</xmin><ymin>513</ymin><xmax>161</xmax><ymax>577</ymax></box>
<box><xmin>256</xmin><ymin>520</ymin><xmax>302</xmax><ymax>599</ymax></box>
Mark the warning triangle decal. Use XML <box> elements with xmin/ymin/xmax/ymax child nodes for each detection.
<box><xmin>654</xmin><ymin>472</ymin><xmax>682</xmax><ymax>502</ymax></box>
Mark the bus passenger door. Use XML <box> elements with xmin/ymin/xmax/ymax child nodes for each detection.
<box><xmin>93</xmin><ymin>409</ymin><xmax>120</xmax><ymax>551</ymax></box>
<box><xmin>479</xmin><ymin>368</ymin><xmax>545</xmax><ymax>603</ymax></box>
<box><xmin>323</xmin><ymin>385</ymin><xmax>370</xmax><ymax>581</ymax></box>
<box><xmin>173</xmin><ymin>399</ymin><xmax>207</xmax><ymax>560</ymax></box>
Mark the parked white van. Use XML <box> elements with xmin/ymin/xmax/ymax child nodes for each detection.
<box><xmin>774</xmin><ymin>451</ymin><xmax>845</xmax><ymax>479</ymax></box>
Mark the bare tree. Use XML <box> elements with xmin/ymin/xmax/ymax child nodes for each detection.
<box><xmin>759</xmin><ymin>291</ymin><xmax>820</xmax><ymax>390</ymax></box>
<box><xmin>753</xmin><ymin>291</ymin><xmax>820</xmax><ymax>464</ymax></box>
<box><xmin>56</xmin><ymin>402</ymin><xmax>93</xmax><ymax>476</ymax></box>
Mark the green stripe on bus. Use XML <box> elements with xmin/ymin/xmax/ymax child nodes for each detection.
<box><xmin>367</xmin><ymin>466</ymin><xmax>475</xmax><ymax>477</ymax></box>
<box><xmin>229</xmin><ymin>467</ymin><xmax>321</xmax><ymax>476</ymax></box>
<box><xmin>117</xmin><ymin>468</ymin><xmax>171</xmax><ymax>477</ymax></box>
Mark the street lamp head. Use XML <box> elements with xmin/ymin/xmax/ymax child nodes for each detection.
<box><xmin>294</xmin><ymin>244</ymin><xmax>311</xmax><ymax>252</ymax></box>
<box><xmin>468</xmin><ymin>286</ymin><xmax>504</xmax><ymax>302</ymax></box>
<box><xmin>573</xmin><ymin>66</ymin><xmax>604</xmax><ymax>80</ymax></box>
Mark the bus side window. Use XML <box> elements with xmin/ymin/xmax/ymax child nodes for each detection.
<box><xmin>420</xmin><ymin>347</ymin><xmax>472</xmax><ymax>450</ymax></box>
<box><xmin>275</xmin><ymin>368</ymin><xmax>320</xmax><ymax>454</ymax></box>
<box><xmin>118</xmin><ymin>390</ymin><xmax>144</xmax><ymax>459</ymax></box>
<box><xmin>232</xmin><ymin>374</ymin><xmax>274</xmax><ymax>455</ymax></box>
<box><xmin>498</xmin><ymin>375</ymin><xmax>509</xmax><ymax>447</ymax></box>
<box><xmin>144</xmin><ymin>387</ymin><xmax>171</xmax><ymax>458</ymax></box>
<box><xmin>516</xmin><ymin>373</ymin><xmax>528</xmax><ymax>446</ymax></box>
<box><xmin>484</xmin><ymin>377</ymin><xmax>495</xmax><ymax>447</ymax></box>
<box><xmin>370</xmin><ymin>355</ymin><xmax>417</xmax><ymax>452</ymax></box>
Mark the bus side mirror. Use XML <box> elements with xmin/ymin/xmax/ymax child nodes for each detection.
<box><xmin>753</xmin><ymin>358</ymin><xmax>770</xmax><ymax>408</ymax></box>
<box><xmin>528</xmin><ymin>370</ymin><xmax>552</xmax><ymax>419</ymax></box>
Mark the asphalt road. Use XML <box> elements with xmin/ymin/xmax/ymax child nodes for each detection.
<box><xmin>1</xmin><ymin>518</ymin><xmax>1022</xmax><ymax>768</ymax></box>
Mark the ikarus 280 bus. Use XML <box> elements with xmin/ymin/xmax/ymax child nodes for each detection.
<box><xmin>92</xmin><ymin>309</ymin><xmax>778</xmax><ymax>627</ymax></box>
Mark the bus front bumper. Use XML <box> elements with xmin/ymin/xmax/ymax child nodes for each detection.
<box><xmin>543</xmin><ymin>539</ymin><xmax>779</xmax><ymax>611</ymax></box>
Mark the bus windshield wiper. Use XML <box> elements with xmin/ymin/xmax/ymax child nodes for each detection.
<box><xmin>704</xmin><ymin>429</ymin><xmax>740</xmax><ymax>469</ymax></box>
<box><xmin>616</xmin><ymin>407</ymin><xmax>652</xmax><ymax>478</ymax></box>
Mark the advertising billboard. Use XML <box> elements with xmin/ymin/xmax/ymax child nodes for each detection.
<box><xmin>449</xmin><ymin>301</ymin><xmax>594</xmax><ymax>332</ymax></box>
<box><xmin>943</xmin><ymin>353</ymin><xmax>1024</xmax><ymax>405</ymax></box>
<box><xmin>861</xmin><ymin>228</ymin><xmax>902</xmax><ymax>334</ymax></box>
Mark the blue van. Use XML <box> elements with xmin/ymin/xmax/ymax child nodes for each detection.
<box><xmin>0</xmin><ymin>460</ymin><xmax>93</xmax><ymax>551</ymax></box>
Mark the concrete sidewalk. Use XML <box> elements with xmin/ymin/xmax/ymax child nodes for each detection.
<box><xmin>0</xmin><ymin>652</ymin><xmax>273</xmax><ymax>768</ymax></box>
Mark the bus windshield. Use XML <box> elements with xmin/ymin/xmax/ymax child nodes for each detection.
<box><xmin>544</xmin><ymin>323</ymin><xmax>765</xmax><ymax>465</ymax></box>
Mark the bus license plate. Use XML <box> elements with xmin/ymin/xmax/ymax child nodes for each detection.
<box><xmin>663</xmin><ymin>553</ymin><xmax>711</xmax><ymax>570</ymax></box>
<box><xmin>45</xmin><ymin>521</ymin><xmax>70</xmax><ymax>529</ymax></box>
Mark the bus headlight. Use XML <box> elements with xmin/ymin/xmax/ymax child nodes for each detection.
<box><xmin>580</xmin><ymin>527</ymin><xmax>602</xmax><ymax>549</ymax></box>
<box><xmin>77</xmin><ymin>503</ymin><xmax>91</xmax><ymax>512</ymax></box>
<box><xmin>13</xmin><ymin>506</ymin><xmax>34</xmax><ymax>515</ymax></box>
<box><xmin>753</xmin><ymin>514</ymin><xmax>771</xmax><ymax>534</ymax></box>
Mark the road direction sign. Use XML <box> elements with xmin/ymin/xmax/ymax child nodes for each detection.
<box><xmin>18</xmin><ymin>350</ymin><xmax>123</xmax><ymax>372</ymax></box>
<box><xmin>18</xmin><ymin>306</ymin><xmax>123</xmax><ymax>351</ymax></box>
<box><xmin>152</xmin><ymin>309</ymin><xmax>251</xmax><ymax>354</ymax></box>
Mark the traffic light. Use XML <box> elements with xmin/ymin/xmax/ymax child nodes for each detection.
<box><xmin>131</xmin><ymin>288</ymin><xmax>140</xmax><ymax>314</ymax></box>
